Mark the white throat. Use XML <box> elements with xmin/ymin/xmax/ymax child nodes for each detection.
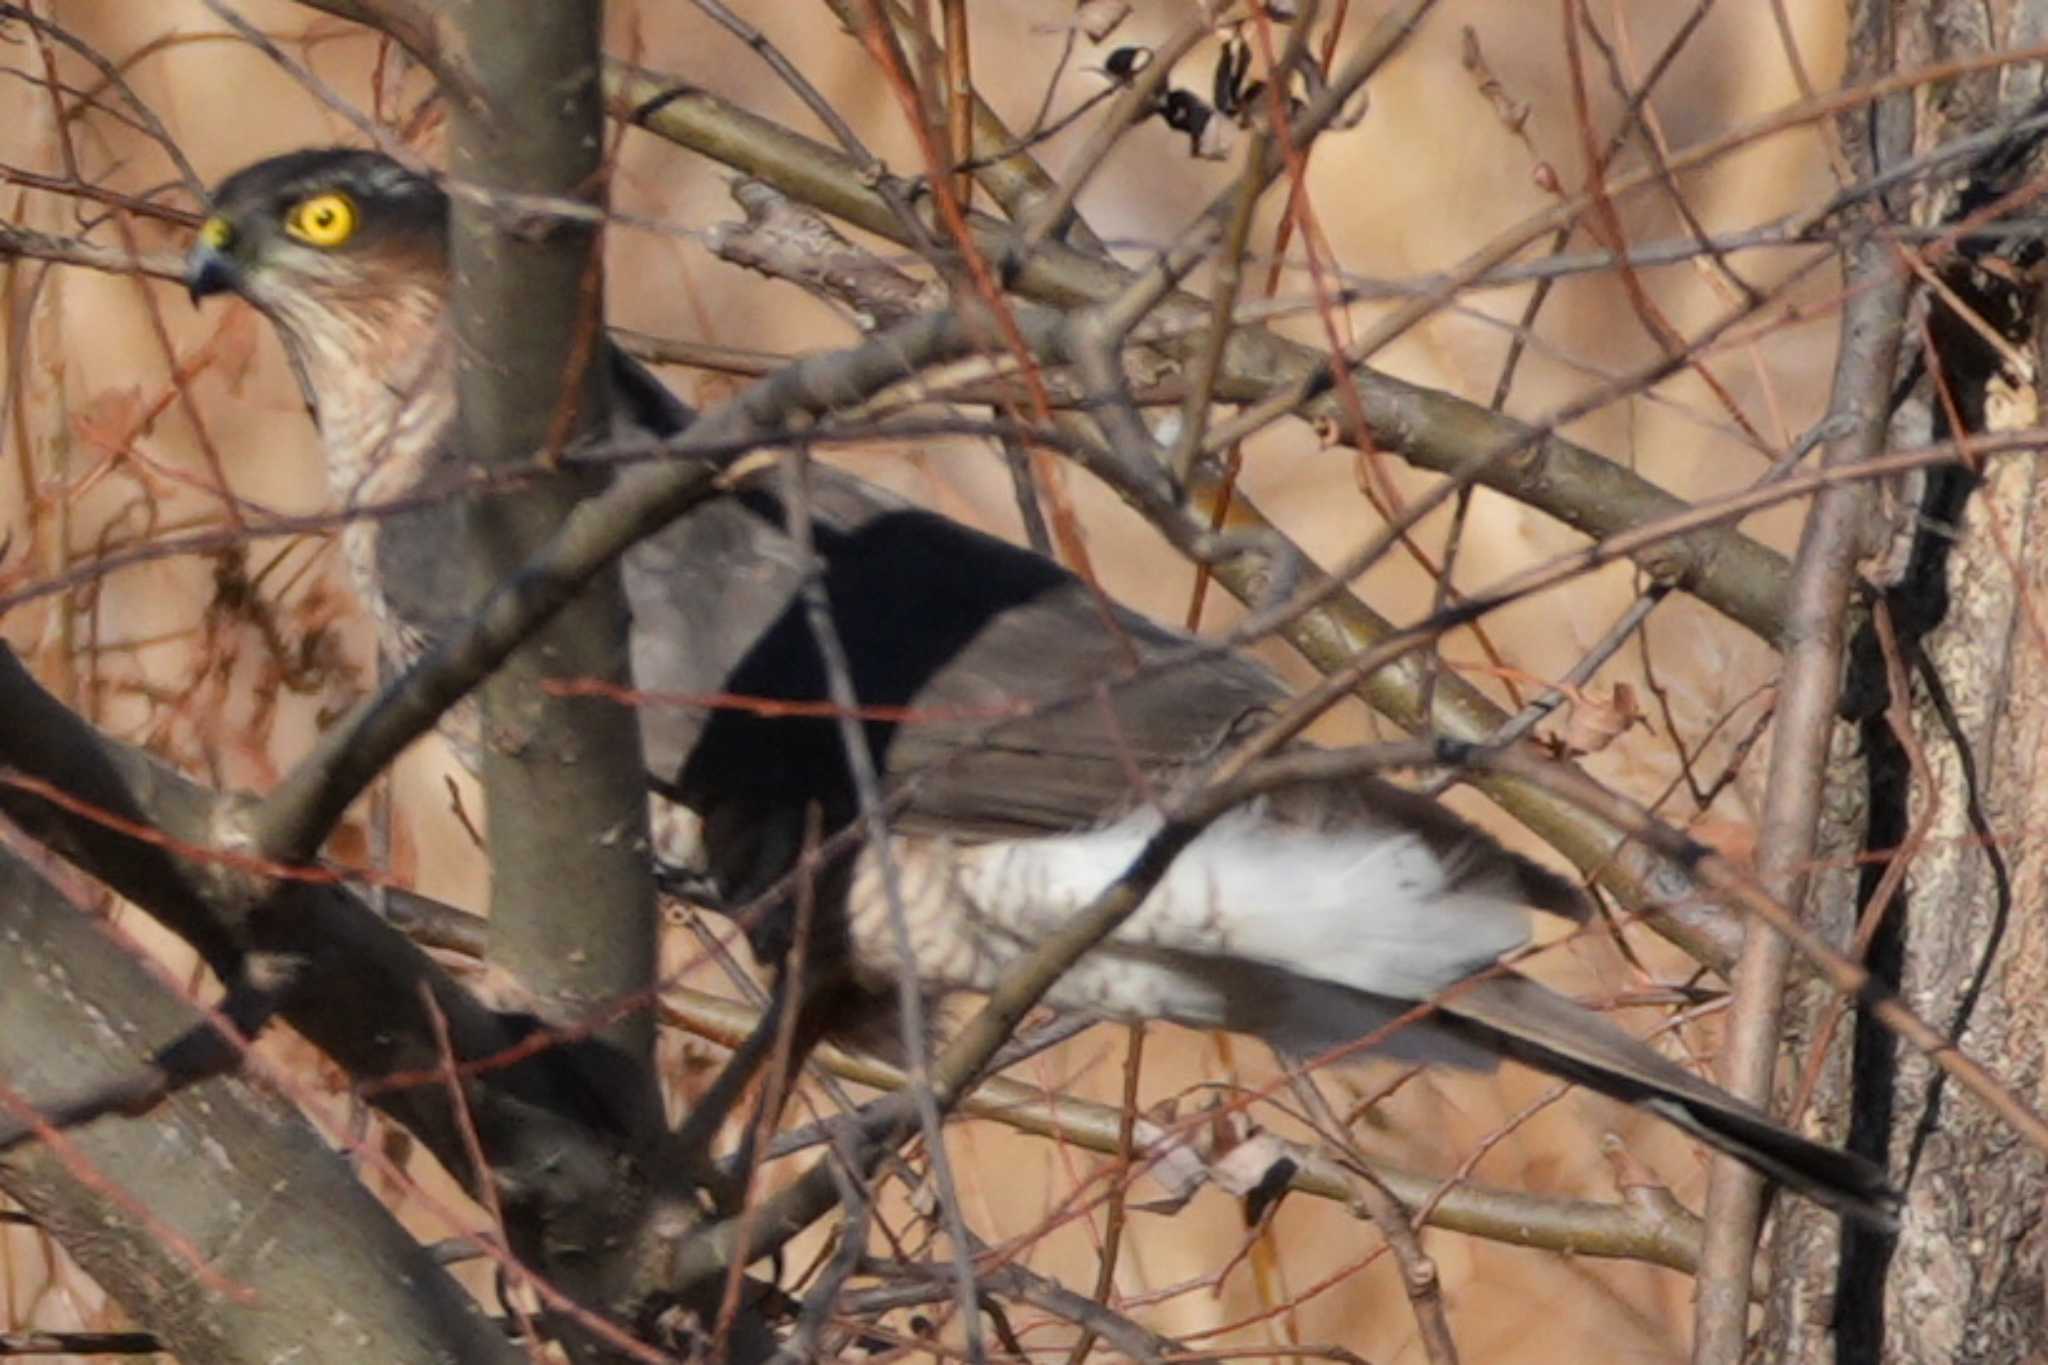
<box><xmin>268</xmin><ymin>285</ymin><xmax>455</xmax><ymax>509</ymax></box>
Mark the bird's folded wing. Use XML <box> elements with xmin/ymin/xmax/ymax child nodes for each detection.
<box><xmin>644</xmin><ymin>462</ymin><xmax>1282</xmax><ymax>836</ymax></box>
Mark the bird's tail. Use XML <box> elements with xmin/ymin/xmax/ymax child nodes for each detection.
<box><xmin>1434</xmin><ymin>972</ymin><xmax>1897</xmax><ymax>1227</ymax></box>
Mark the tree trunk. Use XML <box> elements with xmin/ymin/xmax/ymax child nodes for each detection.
<box><xmin>1766</xmin><ymin>3</ymin><xmax>2048</xmax><ymax>1357</ymax></box>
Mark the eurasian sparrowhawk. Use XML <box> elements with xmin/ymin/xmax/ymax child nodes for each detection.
<box><xmin>185</xmin><ymin>147</ymin><xmax>1891</xmax><ymax>1222</ymax></box>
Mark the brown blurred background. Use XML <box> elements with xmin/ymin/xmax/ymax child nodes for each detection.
<box><xmin>0</xmin><ymin>2</ymin><xmax>1851</xmax><ymax>1358</ymax></box>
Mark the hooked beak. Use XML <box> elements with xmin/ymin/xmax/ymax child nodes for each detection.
<box><xmin>185</xmin><ymin>218</ymin><xmax>239</xmax><ymax>305</ymax></box>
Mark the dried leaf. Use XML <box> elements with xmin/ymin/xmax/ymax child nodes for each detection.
<box><xmin>1554</xmin><ymin>680</ymin><xmax>1646</xmax><ymax>756</ymax></box>
<box><xmin>1129</xmin><ymin>1104</ymin><xmax>1311</xmax><ymax>1217</ymax></box>
<box><xmin>1208</xmin><ymin>1129</ymin><xmax>1293</xmax><ymax>1198</ymax></box>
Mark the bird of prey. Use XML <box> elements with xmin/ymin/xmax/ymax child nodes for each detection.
<box><xmin>186</xmin><ymin>148</ymin><xmax>1891</xmax><ymax>1222</ymax></box>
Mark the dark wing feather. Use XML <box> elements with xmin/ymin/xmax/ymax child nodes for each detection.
<box><xmin>363</xmin><ymin>350</ymin><xmax>1578</xmax><ymax>920</ymax></box>
<box><xmin>638</xmin><ymin>471</ymin><xmax>1277</xmax><ymax>833</ymax></box>
<box><xmin>611</xmin><ymin>334</ymin><xmax>1278</xmax><ymax>839</ymax></box>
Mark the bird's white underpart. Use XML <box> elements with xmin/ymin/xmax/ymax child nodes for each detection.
<box><xmin>843</xmin><ymin>803</ymin><xmax>1534</xmax><ymax>1066</ymax></box>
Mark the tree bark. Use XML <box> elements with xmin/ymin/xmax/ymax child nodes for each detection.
<box><xmin>1765</xmin><ymin>2</ymin><xmax>2048</xmax><ymax>1357</ymax></box>
<box><xmin>0</xmin><ymin>847</ymin><xmax>521</xmax><ymax>1364</ymax></box>
<box><xmin>446</xmin><ymin>0</ymin><xmax>664</xmax><ymax>1101</ymax></box>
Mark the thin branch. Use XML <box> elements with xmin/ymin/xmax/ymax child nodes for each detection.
<box><xmin>653</xmin><ymin>987</ymin><xmax>1712</xmax><ymax>1271</ymax></box>
<box><xmin>1349</xmin><ymin>1170</ymin><xmax>1459</xmax><ymax>1365</ymax></box>
<box><xmin>604</xmin><ymin>60</ymin><xmax>1799</xmax><ymax>643</ymax></box>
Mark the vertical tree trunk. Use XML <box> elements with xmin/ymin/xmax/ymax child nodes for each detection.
<box><xmin>1766</xmin><ymin>3</ymin><xmax>2048</xmax><ymax>1356</ymax></box>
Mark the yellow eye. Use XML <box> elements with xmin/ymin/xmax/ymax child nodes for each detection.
<box><xmin>285</xmin><ymin>192</ymin><xmax>357</xmax><ymax>247</ymax></box>
<box><xmin>198</xmin><ymin>216</ymin><xmax>235</xmax><ymax>251</ymax></box>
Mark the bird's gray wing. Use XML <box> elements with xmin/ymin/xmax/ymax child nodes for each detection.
<box><xmin>635</xmin><ymin>471</ymin><xmax>1275</xmax><ymax>827</ymax></box>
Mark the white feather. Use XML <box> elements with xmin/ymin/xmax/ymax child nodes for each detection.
<box><xmin>952</xmin><ymin>803</ymin><xmax>1531</xmax><ymax>1003</ymax></box>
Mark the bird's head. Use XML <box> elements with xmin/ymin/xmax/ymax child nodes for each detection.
<box><xmin>188</xmin><ymin>149</ymin><xmax>455</xmax><ymax>468</ymax></box>
<box><xmin>187</xmin><ymin>149</ymin><xmax>450</xmax><ymax>395</ymax></box>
